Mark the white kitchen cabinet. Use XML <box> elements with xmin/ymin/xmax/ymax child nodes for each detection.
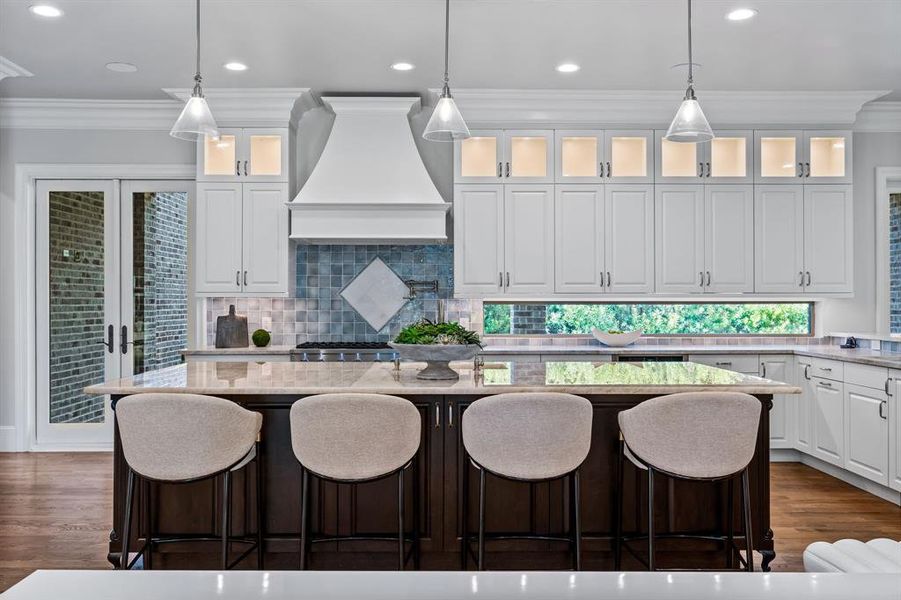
<box><xmin>555</xmin><ymin>130</ymin><xmax>653</xmax><ymax>183</ymax></box>
<box><xmin>555</xmin><ymin>131</ymin><xmax>604</xmax><ymax>183</ymax></box>
<box><xmin>197</xmin><ymin>128</ymin><xmax>289</xmax><ymax>183</ymax></box>
<box><xmin>795</xmin><ymin>359</ymin><xmax>815</xmax><ymax>452</ymax></box>
<box><xmin>195</xmin><ymin>182</ymin><xmax>290</xmax><ymax>295</ymax></box>
<box><xmin>803</xmin><ymin>185</ymin><xmax>853</xmax><ymax>293</ymax></box>
<box><xmin>890</xmin><ymin>371</ymin><xmax>901</xmax><ymax>492</ymax></box>
<box><xmin>761</xmin><ymin>356</ymin><xmax>795</xmax><ymax>449</ymax></box>
<box><xmin>656</xmin><ymin>184</ymin><xmax>752</xmax><ymax>294</ymax></box>
<box><xmin>655</xmin><ymin>185</ymin><xmax>705</xmax><ymax>293</ymax></box>
<box><xmin>554</xmin><ymin>185</ymin><xmax>604</xmax><ymax>292</ymax></box>
<box><xmin>844</xmin><ymin>383</ymin><xmax>889</xmax><ymax>485</ymax></box>
<box><xmin>755</xmin><ymin>130</ymin><xmax>851</xmax><ymax>184</ymax></box>
<box><xmin>504</xmin><ymin>185</ymin><xmax>555</xmax><ymax>293</ymax></box>
<box><xmin>453</xmin><ymin>185</ymin><xmax>505</xmax><ymax>295</ymax></box>
<box><xmin>655</xmin><ymin>130</ymin><xmax>752</xmax><ymax>184</ymax></box>
<box><xmin>455</xmin><ymin>130</ymin><xmax>504</xmax><ymax>183</ymax></box>
<box><xmin>605</xmin><ymin>185</ymin><xmax>655</xmax><ymax>293</ymax></box>
<box><xmin>755</xmin><ymin>185</ymin><xmax>805</xmax><ymax>292</ymax></box>
<box><xmin>812</xmin><ymin>378</ymin><xmax>845</xmax><ymax>467</ymax></box>
<box><xmin>456</xmin><ymin>130</ymin><xmax>554</xmax><ymax>183</ymax></box>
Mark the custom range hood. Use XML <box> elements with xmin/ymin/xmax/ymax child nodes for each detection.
<box><xmin>289</xmin><ymin>96</ymin><xmax>449</xmax><ymax>243</ymax></box>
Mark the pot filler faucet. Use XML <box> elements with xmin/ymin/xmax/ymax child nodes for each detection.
<box><xmin>403</xmin><ymin>279</ymin><xmax>444</xmax><ymax>323</ymax></box>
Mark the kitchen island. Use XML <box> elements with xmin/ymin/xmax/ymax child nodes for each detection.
<box><xmin>87</xmin><ymin>360</ymin><xmax>799</xmax><ymax>572</ymax></box>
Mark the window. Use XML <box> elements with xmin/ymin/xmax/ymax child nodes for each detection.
<box><xmin>483</xmin><ymin>303</ymin><xmax>812</xmax><ymax>336</ymax></box>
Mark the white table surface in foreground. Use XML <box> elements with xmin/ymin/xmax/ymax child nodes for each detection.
<box><xmin>4</xmin><ymin>570</ymin><xmax>900</xmax><ymax>600</ymax></box>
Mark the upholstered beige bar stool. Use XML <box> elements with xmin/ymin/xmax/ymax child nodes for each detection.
<box><xmin>461</xmin><ymin>392</ymin><xmax>593</xmax><ymax>571</ymax></box>
<box><xmin>289</xmin><ymin>393</ymin><xmax>422</xmax><ymax>570</ymax></box>
<box><xmin>614</xmin><ymin>391</ymin><xmax>761</xmax><ymax>572</ymax></box>
<box><xmin>115</xmin><ymin>393</ymin><xmax>264</xmax><ymax>571</ymax></box>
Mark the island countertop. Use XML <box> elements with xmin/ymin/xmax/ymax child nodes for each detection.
<box><xmin>85</xmin><ymin>359</ymin><xmax>800</xmax><ymax>396</ymax></box>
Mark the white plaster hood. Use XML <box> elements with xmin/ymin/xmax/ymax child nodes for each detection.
<box><xmin>289</xmin><ymin>96</ymin><xmax>449</xmax><ymax>243</ymax></box>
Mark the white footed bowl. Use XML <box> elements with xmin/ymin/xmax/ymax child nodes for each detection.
<box><xmin>591</xmin><ymin>329</ymin><xmax>642</xmax><ymax>347</ymax></box>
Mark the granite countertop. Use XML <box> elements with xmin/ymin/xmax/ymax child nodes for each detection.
<box><xmin>85</xmin><ymin>359</ymin><xmax>799</xmax><ymax>396</ymax></box>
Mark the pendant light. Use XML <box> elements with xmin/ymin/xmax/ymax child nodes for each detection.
<box><xmin>170</xmin><ymin>0</ymin><xmax>218</xmax><ymax>141</ymax></box>
<box><xmin>665</xmin><ymin>0</ymin><xmax>714</xmax><ymax>143</ymax></box>
<box><xmin>423</xmin><ymin>0</ymin><xmax>470</xmax><ymax>142</ymax></box>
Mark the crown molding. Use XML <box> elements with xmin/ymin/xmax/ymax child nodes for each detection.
<box><xmin>0</xmin><ymin>98</ymin><xmax>182</xmax><ymax>130</ymax></box>
<box><xmin>162</xmin><ymin>87</ymin><xmax>312</xmax><ymax>127</ymax></box>
<box><xmin>854</xmin><ymin>101</ymin><xmax>901</xmax><ymax>132</ymax></box>
<box><xmin>431</xmin><ymin>89</ymin><xmax>890</xmax><ymax>127</ymax></box>
<box><xmin>0</xmin><ymin>57</ymin><xmax>33</xmax><ymax>83</ymax></box>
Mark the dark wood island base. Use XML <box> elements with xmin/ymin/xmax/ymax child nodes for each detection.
<box><xmin>107</xmin><ymin>392</ymin><xmax>775</xmax><ymax>572</ymax></box>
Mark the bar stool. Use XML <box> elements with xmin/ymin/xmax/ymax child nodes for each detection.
<box><xmin>115</xmin><ymin>393</ymin><xmax>264</xmax><ymax>571</ymax></box>
<box><xmin>289</xmin><ymin>393</ymin><xmax>421</xmax><ymax>570</ymax></box>
<box><xmin>461</xmin><ymin>392</ymin><xmax>593</xmax><ymax>571</ymax></box>
<box><xmin>614</xmin><ymin>391</ymin><xmax>761</xmax><ymax>572</ymax></box>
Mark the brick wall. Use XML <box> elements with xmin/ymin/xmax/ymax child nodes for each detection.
<box><xmin>890</xmin><ymin>193</ymin><xmax>901</xmax><ymax>334</ymax></box>
<box><xmin>511</xmin><ymin>305</ymin><xmax>549</xmax><ymax>335</ymax></box>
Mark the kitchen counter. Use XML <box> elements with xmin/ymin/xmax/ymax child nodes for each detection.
<box><xmin>86</xmin><ymin>359</ymin><xmax>799</xmax><ymax>397</ymax></box>
<box><xmin>179</xmin><ymin>345</ymin><xmax>295</xmax><ymax>356</ymax></box>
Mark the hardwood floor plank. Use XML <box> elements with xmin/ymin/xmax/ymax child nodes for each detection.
<box><xmin>0</xmin><ymin>454</ymin><xmax>898</xmax><ymax>591</ymax></box>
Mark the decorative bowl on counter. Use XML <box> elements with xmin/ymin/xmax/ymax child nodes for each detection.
<box><xmin>388</xmin><ymin>343</ymin><xmax>481</xmax><ymax>380</ymax></box>
<box><xmin>591</xmin><ymin>329</ymin><xmax>643</xmax><ymax>347</ymax></box>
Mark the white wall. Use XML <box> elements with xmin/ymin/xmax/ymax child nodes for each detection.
<box><xmin>0</xmin><ymin>128</ymin><xmax>195</xmax><ymax>439</ymax></box>
<box><xmin>818</xmin><ymin>132</ymin><xmax>901</xmax><ymax>334</ymax></box>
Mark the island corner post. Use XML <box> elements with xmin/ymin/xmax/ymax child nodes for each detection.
<box><xmin>106</xmin><ymin>391</ymin><xmax>775</xmax><ymax>572</ymax></box>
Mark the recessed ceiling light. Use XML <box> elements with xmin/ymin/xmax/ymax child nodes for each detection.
<box><xmin>556</xmin><ymin>62</ymin><xmax>580</xmax><ymax>73</ymax></box>
<box><xmin>224</xmin><ymin>62</ymin><xmax>248</xmax><ymax>71</ymax></box>
<box><xmin>390</xmin><ymin>62</ymin><xmax>415</xmax><ymax>72</ymax></box>
<box><xmin>106</xmin><ymin>62</ymin><xmax>138</xmax><ymax>73</ymax></box>
<box><xmin>726</xmin><ymin>8</ymin><xmax>758</xmax><ymax>21</ymax></box>
<box><xmin>29</xmin><ymin>4</ymin><xmax>63</xmax><ymax>17</ymax></box>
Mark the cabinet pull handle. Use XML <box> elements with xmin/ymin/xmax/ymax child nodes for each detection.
<box><xmin>761</xmin><ymin>362</ymin><xmax>767</xmax><ymax>378</ymax></box>
<box><xmin>606</xmin><ymin>161</ymin><xmax>611</xmax><ymax>178</ymax></box>
<box><xmin>505</xmin><ymin>272</ymin><xmax>510</xmax><ymax>287</ymax></box>
<box><xmin>236</xmin><ymin>270</ymin><xmax>241</xmax><ymax>286</ymax></box>
<box><xmin>505</xmin><ymin>162</ymin><xmax>510</xmax><ymax>178</ymax></box>
<box><xmin>706</xmin><ymin>271</ymin><xmax>711</xmax><ymax>287</ymax></box>
<box><xmin>447</xmin><ymin>403</ymin><xmax>454</xmax><ymax>427</ymax></box>
<box><xmin>885</xmin><ymin>378</ymin><xmax>892</xmax><ymax>396</ymax></box>
<box><xmin>435</xmin><ymin>402</ymin><xmax>441</xmax><ymax>428</ymax></box>
<box><xmin>497</xmin><ymin>162</ymin><xmax>502</xmax><ymax>178</ymax></box>
<box><xmin>599</xmin><ymin>162</ymin><xmax>605</xmax><ymax>178</ymax></box>
<box><xmin>818</xmin><ymin>381</ymin><xmax>833</xmax><ymax>388</ymax></box>
<box><xmin>715</xmin><ymin>361</ymin><xmax>732</xmax><ymax>366</ymax></box>
<box><xmin>799</xmin><ymin>271</ymin><xmax>805</xmax><ymax>287</ymax></box>
<box><xmin>236</xmin><ymin>160</ymin><xmax>241</xmax><ymax>176</ymax></box>
<box><xmin>804</xmin><ymin>364</ymin><xmax>811</xmax><ymax>380</ymax></box>
<box><xmin>606</xmin><ymin>272</ymin><xmax>611</xmax><ymax>287</ymax></box>
<box><xmin>698</xmin><ymin>162</ymin><xmax>703</xmax><ymax>178</ymax></box>
<box><xmin>600</xmin><ymin>272</ymin><xmax>605</xmax><ymax>288</ymax></box>
<box><xmin>499</xmin><ymin>272</ymin><xmax>503</xmax><ymax>288</ymax></box>
<box><xmin>805</xmin><ymin>162</ymin><xmax>811</xmax><ymax>178</ymax></box>
<box><xmin>806</xmin><ymin>271</ymin><xmax>811</xmax><ymax>286</ymax></box>
<box><xmin>706</xmin><ymin>162</ymin><xmax>711</xmax><ymax>178</ymax></box>
<box><xmin>879</xmin><ymin>400</ymin><xmax>887</xmax><ymax>420</ymax></box>
<box><xmin>699</xmin><ymin>271</ymin><xmax>705</xmax><ymax>287</ymax></box>
<box><xmin>244</xmin><ymin>160</ymin><xmax>248</xmax><ymax>176</ymax></box>
<box><xmin>819</xmin><ymin>367</ymin><xmax>832</xmax><ymax>372</ymax></box>
<box><xmin>244</xmin><ymin>270</ymin><xmax>248</xmax><ymax>286</ymax></box>
<box><xmin>797</xmin><ymin>162</ymin><xmax>803</xmax><ymax>178</ymax></box>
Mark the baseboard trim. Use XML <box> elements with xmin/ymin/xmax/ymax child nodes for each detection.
<box><xmin>771</xmin><ymin>449</ymin><xmax>901</xmax><ymax>505</ymax></box>
<box><xmin>0</xmin><ymin>426</ymin><xmax>16</xmax><ymax>452</ymax></box>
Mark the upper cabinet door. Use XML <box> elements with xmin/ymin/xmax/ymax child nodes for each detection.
<box><xmin>555</xmin><ymin>130</ymin><xmax>603</xmax><ymax>183</ymax></box>
<box><xmin>453</xmin><ymin>185</ymin><xmax>505</xmax><ymax>296</ymax></box>
<box><xmin>754</xmin><ymin>185</ymin><xmax>805</xmax><ymax>293</ymax></box>
<box><xmin>707</xmin><ymin>130</ymin><xmax>753</xmax><ymax>183</ymax></box>
<box><xmin>504</xmin><ymin>185</ymin><xmax>555</xmax><ymax>293</ymax></box>
<box><xmin>197</xmin><ymin>128</ymin><xmax>242</xmax><ymax>182</ymax></box>
<box><xmin>804</xmin><ymin>131</ymin><xmax>852</xmax><ymax>184</ymax></box>
<box><xmin>503</xmin><ymin>130</ymin><xmax>555</xmax><ymax>183</ymax></box>
<box><xmin>654</xmin><ymin>130</ymin><xmax>704</xmax><ymax>184</ymax></box>
<box><xmin>705</xmin><ymin>185</ymin><xmax>754</xmax><ymax>293</ymax></box>
<box><xmin>605</xmin><ymin>184</ymin><xmax>655</xmax><ymax>293</ymax></box>
<box><xmin>554</xmin><ymin>185</ymin><xmax>604</xmax><ymax>293</ymax></box>
<box><xmin>455</xmin><ymin>130</ymin><xmax>504</xmax><ymax>183</ymax></box>
<box><xmin>803</xmin><ymin>185</ymin><xmax>853</xmax><ymax>293</ymax></box>
<box><xmin>242</xmin><ymin>183</ymin><xmax>290</xmax><ymax>294</ymax></box>
<box><xmin>195</xmin><ymin>183</ymin><xmax>244</xmax><ymax>293</ymax></box>
<box><xmin>655</xmin><ymin>185</ymin><xmax>705</xmax><ymax>293</ymax></box>
<box><xmin>755</xmin><ymin>130</ymin><xmax>803</xmax><ymax>183</ymax></box>
<box><xmin>242</xmin><ymin>128</ymin><xmax>289</xmax><ymax>182</ymax></box>
<box><xmin>605</xmin><ymin>130</ymin><xmax>654</xmax><ymax>183</ymax></box>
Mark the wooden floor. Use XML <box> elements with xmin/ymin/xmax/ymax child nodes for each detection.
<box><xmin>0</xmin><ymin>455</ymin><xmax>898</xmax><ymax>591</ymax></box>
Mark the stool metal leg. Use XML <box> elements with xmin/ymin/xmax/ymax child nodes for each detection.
<box><xmin>256</xmin><ymin>448</ymin><xmax>264</xmax><ymax>570</ymax></box>
<box><xmin>120</xmin><ymin>468</ymin><xmax>136</xmax><ymax>570</ymax></box>
<box><xmin>397</xmin><ymin>470</ymin><xmax>405</xmax><ymax>571</ymax></box>
<box><xmin>477</xmin><ymin>468</ymin><xmax>486</xmax><ymax>571</ymax></box>
<box><xmin>614</xmin><ymin>439</ymin><xmax>624</xmax><ymax>570</ymax></box>
<box><xmin>299</xmin><ymin>468</ymin><xmax>309</xmax><ymax>570</ymax></box>
<box><xmin>741</xmin><ymin>468</ymin><xmax>754</xmax><ymax>572</ymax></box>
<box><xmin>647</xmin><ymin>467</ymin><xmax>655</xmax><ymax>571</ymax></box>
<box><xmin>221</xmin><ymin>471</ymin><xmax>231</xmax><ymax>570</ymax></box>
<box><xmin>571</xmin><ymin>471</ymin><xmax>582</xmax><ymax>571</ymax></box>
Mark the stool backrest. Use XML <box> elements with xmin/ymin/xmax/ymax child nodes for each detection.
<box><xmin>116</xmin><ymin>393</ymin><xmax>262</xmax><ymax>482</ymax></box>
<box><xmin>618</xmin><ymin>391</ymin><xmax>761</xmax><ymax>479</ymax></box>
<box><xmin>289</xmin><ymin>393</ymin><xmax>421</xmax><ymax>481</ymax></box>
<box><xmin>462</xmin><ymin>393</ymin><xmax>593</xmax><ymax>481</ymax></box>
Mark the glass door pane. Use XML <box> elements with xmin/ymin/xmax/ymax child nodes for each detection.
<box><xmin>36</xmin><ymin>180</ymin><xmax>117</xmax><ymax>447</ymax></box>
<box><xmin>660</xmin><ymin>138</ymin><xmax>698</xmax><ymax>178</ymax></box>
<box><xmin>248</xmin><ymin>134</ymin><xmax>283</xmax><ymax>177</ymax></box>
<box><xmin>610</xmin><ymin>136</ymin><xmax>648</xmax><ymax>177</ymax></box>
<box><xmin>759</xmin><ymin>136</ymin><xmax>798</xmax><ymax>178</ymax></box>
<box><xmin>460</xmin><ymin>135</ymin><xmax>499</xmax><ymax>178</ymax></box>
<box><xmin>808</xmin><ymin>135</ymin><xmax>846</xmax><ymax>178</ymax></box>
<box><xmin>509</xmin><ymin>135</ymin><xmax>548</xmax><ymax>178</ymax></box>
<box><xmin>203</xmin><ymin>132</ymin><xmax>238</xmax><ymax>177</ymax></box>
<box><xmin>710</xmin><ymin>136</ymin><xmax>747</xmax><ymax>178</ymax></box>
<box><xmin>560</xmin><ymin>136</ymin><xmax>599</xmax><ymax>178</ymax></box>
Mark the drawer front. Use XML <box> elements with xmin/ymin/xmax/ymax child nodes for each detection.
<box><xmin>479</xmin><ymin>353</ymin><xmax>541</xmax><ymax>364</ymax></box>
<box><xmin>688</xmin><ymin>354</ymin><xmax>759</xmax><ymax>374</ymax></box>
<box><xmin>843</xmin><ymin>362</ymin><xmax>889</xmax><ymax>392</ymax></box>
<box><xmin>541</xmin><ymin>354</ymin><xmax>613</xmax><ymax>363</ymax></box>
<box><xmin>808</xmin><ymin>357</ymin><xmax>844</xmax><ymax>381</ymax></box>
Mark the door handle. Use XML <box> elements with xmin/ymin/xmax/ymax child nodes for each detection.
<box><xmin>806</xmin><ymin>271</ymin><xmax>811</xmax><ymax>286</ymax></box>
<box><xmin>606</xmin><ymin>272</ymin><xmax>611</xmax><ymax>287</ymax></box>
<box><xmin>120</xmin><ymin>325</ymin><xmax>130</xmax><ymax>355</ymax></box>
<box><xmin>799</xmin><ymin>271</ymin><xmax>805</xmax><ymax>287</ymax></box>
<box><xmin>505</xmin><ymin>272</ymin><xmax>510</xmax><ymax>287</ymax></box>
<box><xmin>100</xmin><ymin>324</ymin><xmax>114</xmax><ymax>353</ymax></box>
<box><xmin>236</xmin><ymin>160</ymin><xmax>240</xmax><ymax>176</ymax></box>
<box><xmin>797</xmin><ymin>162</ymin><xmax>803</xmax><ymax>178</ymax></box>
<box><xmin>435</xmin><ymin>402</ymin><xmax>441</xmax><ymax>429</ymax></box>
<box><xmin>497</xmin><ymin>162</ymin><xmax>502</xmax><ymax>178</ymax></box>
<box><xmin>599</xmin><ymin>162</ymin><xmax>605</xmax><ymax>178</ymax></box>
<box><xmin>706</xmin><ymin>162</ymin><xmax>711</xmax><ymax>178</ymax></box>
<box><xmin>805</xmin><ymin>162</ymin><xmax>811</xmax><ymax>178</ymax></box>
<box><xmin>244</xmin><ymin>270</ymin><xmax>248</xmax><ymax>286</ymax></box>
<box><xmin>818</xmin><ymin>381</ymin><xmax>833</xmax><ymax>388</ymax></box>
<box><xmin>505</xmin><ymin>162</ymin><xmax>510</xmax><ymax>178</ymax></box>
<box><xmin>706</xmin><ymin>271</ymin><xmax>711</xmax><ymax>287</ymax></box>
<box><xmin>499</xmin><ymin>272</ymin><xmax>503</xmax><ymax>288</ymax></box>
<box><xmin>804</xmin><ymin>364</ymin><xmax>811</xmax><ymax>380</ymax></box>
<box><xmin>761</xmin><ymin>362</ymin><xmax>767</xmax><ymax>378</ymax></box>
<box><xmin>447</xmin><ymin>402</ymin><xmax>454</xmax><ymax>428</ymax></box>
<box><xmin>606</xmin><ymin>161</ymin><xmax>611</xmax><ymax>178</ymax></box>
<box><xmin>243</xmin><ymin>160</ymin><xmax>248</xmax><ymax>176</ymax></box>
<box><xmin>699</xmin><ymin>271</ymin><xmax>705</xmax><ymax>287</ymax></box>
<box><xmin>236</xmin><ymin>270</ymin><xmax>241</xmax><ymax>287</ymax></box>
<box><xmin>886</xmin><ymin>377</ymin><xmax>893</xmax><ymax>396</ymax></box>
<box><xmin>879</xmin><ymin>400</ymin><xmax>887</xmax><ymax>420</ymax></box>
<box><xmin>715</xmin><ymin>361</ymin><xmax>733</xmax><ymax>367</ymax></box>
<box><xmin>698</xmin><ymin>162</ymin><xmax>703</xmax><ymax>178</ymax></box>
<box><xmin>600</xmin><ymin>272</ymin><xmax>605</xmax><ymax>288</ymax></box>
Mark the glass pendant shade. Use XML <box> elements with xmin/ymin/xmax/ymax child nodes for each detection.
<box><xmin>665</xmin><ymin>97</ymin><xmax>714</xmax><ymax>143</ymax></box>
<box><xmin>423</xmin><ymin>93</ymin><xmax>470</xmax><ymax>142</ymax></box>
<box><xmin>170</xmin><ymin>94</ymin><xmax>218</xmax><ymax>141</ymax></box>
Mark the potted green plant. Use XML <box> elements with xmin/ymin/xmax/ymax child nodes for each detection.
<box><xmin>390</xmin><ymin>319</ymin><xmax>482</xmax><ymax>380</ymax></box>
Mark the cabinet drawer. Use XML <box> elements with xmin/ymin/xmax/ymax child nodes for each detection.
<box><xmin>688</xmin><ymin>354</ymin><xmax>759</xmax><ymax>373</ymax></box>
<box><xmin>540</xmin><ymin>353</ymin><xmax>613</xmax><ymax>363</ymax></box>
<box><xmin>808</xmin><ymin>357</ymin><xmax>844</xmax><ymax>381</ymax></box>
<box><xmin>479</xmin><ymin>353</ymin><xmax>541</xmax><ymax>364</ymax></box>
<box><xmin>844</xmin><ymin>362</ymin><xmax>889</xmax><ymax>391</ymax></box>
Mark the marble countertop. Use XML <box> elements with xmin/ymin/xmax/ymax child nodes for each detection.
<box><xmin>180</xmin><ymin>345</ymin><xmax>295</xmax><ymax>355</ymax></box>
<box><xmin>6</xmin><ymin>570</ymin><xmax>899</xmax><ymax>600</ymax></box>
<box><xmin>85</xmin><ymin>359</ymin><xmax>799</xmax><ymax>396</ymax></box>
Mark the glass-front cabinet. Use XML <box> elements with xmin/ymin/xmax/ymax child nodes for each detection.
<box><xmin>755</xmin><ymin>130</ymin><xmax>851</xmax><ymax>184</ymax></box>
<box><xmin>655</xmin><ymin>130</ymin><xmax>752</xmax><ymax>183</ymax></box>
<box><xmin>197</xmin><ymin>127</ymin><xmax>289</xmax><ymax>182</ymax></box>
<box><xmin>455</xmin><ymin>130</ymin><xmax>553</xmax><ymax>183</ymax></box>
<box><xmin>555</xmin><ymin>130</ymin><xmax>653</xmax><ymax>183</ymax></box>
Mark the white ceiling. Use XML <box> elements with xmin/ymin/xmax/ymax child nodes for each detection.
<box><xmin>0</xmin><ymin>0</ymin><xmax>898</xmax><ymax>101</ymax></box>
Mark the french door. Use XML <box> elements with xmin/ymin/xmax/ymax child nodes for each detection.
<box><xmin>35</xmin><ymin>180</ymin><xmax>192</xmax><ymax>448</ymax></box>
